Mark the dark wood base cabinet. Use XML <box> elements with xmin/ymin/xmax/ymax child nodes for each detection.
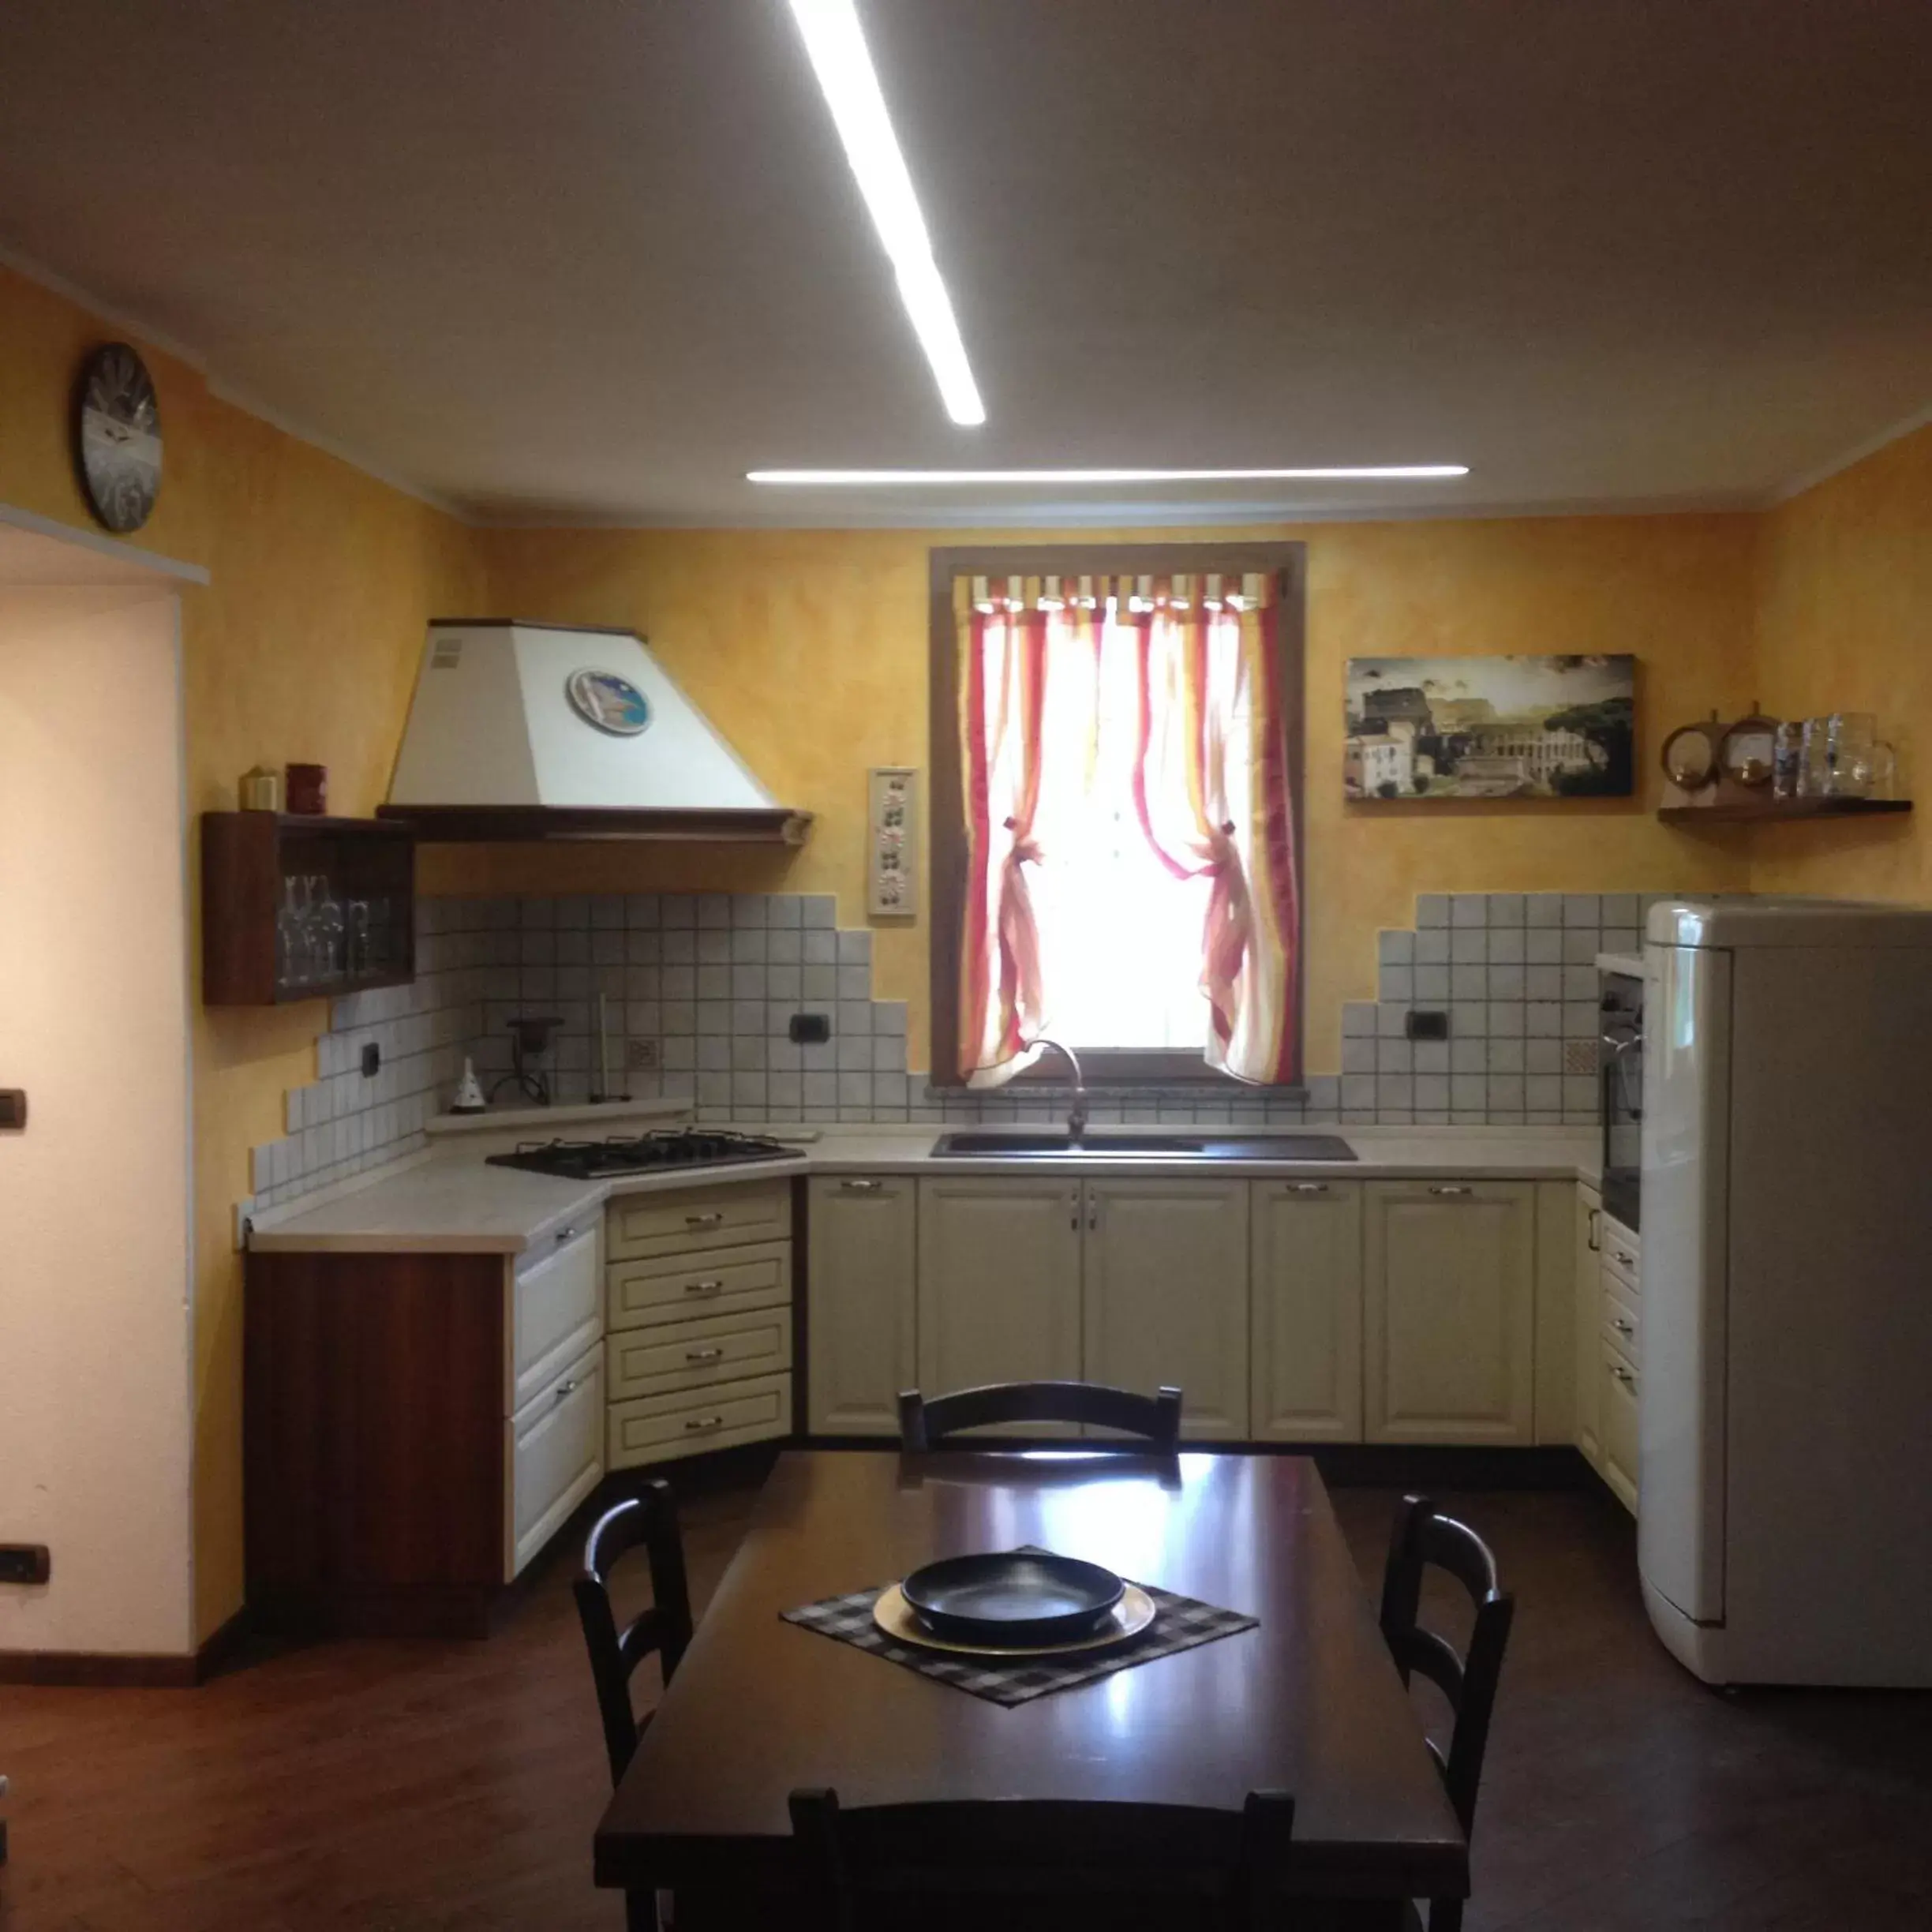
<box><xmin>245</xmin><ymin>1235</ymin><xmax>605</xmax><ymax>1638</ymax></box>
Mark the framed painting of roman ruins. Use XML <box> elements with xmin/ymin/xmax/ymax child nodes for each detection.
<box><xmin>1344</xmin><ymin>653</ymin><xmax>1635</xmax><ymax>800</ymax></box>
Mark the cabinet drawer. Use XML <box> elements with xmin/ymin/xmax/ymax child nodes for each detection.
<box><xmin>607</xmin><ymin>1239</ymin><xmax>792</xmax><ymax>1331</ymax></box>
<box><xmin>511</xmin><ymin>1225</ymin><xmax>601</xmax><ymax>1413</ymax></box>
<box><xmin>607</xmin><ymin>1372</ymin><xmax>792</xmax><ymax>1468</ymax></box>
<box><xmin>606</xmin><ymin>1305</ymin><xmax>794</xmax><ymax>1402</ymax></box>
<box><xmin>1601</xmin><ymin>1218</ymin><xmax>1641</xmax><ymax>1295</ymax></box>
<box><xmin>1602</xmin><ymin>1275</ymin><xmax>1640</xmax><ymax>1366</ymax></box>
<box><xmin>606</xmin><ymin>1180</ymin><xmax>792</xmax><ymax>1260</ymax></box>
<box><xmin>1601</xmin><ymin>1343</ymin><xmax>1639</xmax><ymax>1515</ymax></box>
<box><xmin>509</xmin><ymin>1339</ymin><xmax>603</xmax><ymax>1579</ymax></box>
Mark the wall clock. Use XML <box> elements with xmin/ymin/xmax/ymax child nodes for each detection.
<box><xmin>76</xmin><ymin>343</ymin><xmax>163</xmax><ymax>533</ymax></box>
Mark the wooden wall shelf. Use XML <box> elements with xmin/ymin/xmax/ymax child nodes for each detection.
<box><xmin>1657</xmin><ymin>798</ymin><xmax>1911</xmax><ymax>826</ymax></box>
<box><xmin>202</xmin><ymin>812</ymin><xmax>416</xmax><ymax>1005</ymax></box>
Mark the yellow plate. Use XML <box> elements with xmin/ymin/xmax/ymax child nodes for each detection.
<box><xmin>873</xmin><ymin>1582</ymin><xmax>1157</xmax><ymax>1658</ymax></box>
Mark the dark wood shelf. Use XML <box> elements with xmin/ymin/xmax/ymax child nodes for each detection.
<box><xmin>1658</xmin><ymin>797</ymin><xmax>1911</xmax><ymax>826</ymax></box>
<box><xmin>202</xmin><ymin>812</ymin><xmax>416</xmax><ymax>1006</ymax></box>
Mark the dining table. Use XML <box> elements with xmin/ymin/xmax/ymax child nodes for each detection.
<box><xmin>593</xmin><ymin>1448</ymin><xmax>1468</xmax><ymax>1927</ymax></box>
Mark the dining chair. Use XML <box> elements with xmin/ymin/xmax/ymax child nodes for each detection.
<box><xmin>789</xmin><ymin>1786</ymin><xmax>1296</xmax><ymax>1932</ymax></box>
<box><xmin>574</xmin><ymin>1481</ymin><xmax>695</xmax><ymax>1784</ymax></box>
<box><xmin>897</xmin><ymin>1380</ymin><xmax>1184</xmax><ymax>1453</ymax></box>
<box><xmin>1376</xmin><ymin>1495</ymin><xmax>1516</xmax><ymax>1932</ymax></box>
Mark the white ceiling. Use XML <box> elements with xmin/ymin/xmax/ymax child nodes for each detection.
<box><xmin>3</xmin><ymin>1</ymin><xmax>1930</xmax><ymax>526</ymax></box>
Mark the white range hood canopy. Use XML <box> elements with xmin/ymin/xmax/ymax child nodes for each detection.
<box><xmin>381</xmin><ymin>620</ymin><xmax>810</xmax><ymax>844</ymax></box>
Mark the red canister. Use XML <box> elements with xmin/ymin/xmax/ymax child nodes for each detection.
<box><xmin>285</xmin><ymin>762</ymin><xmax>328</xmax><ymax>814</ymax></box>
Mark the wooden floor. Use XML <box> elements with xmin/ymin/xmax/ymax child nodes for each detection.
<box><xmin>2</xmin><ymin>1471</ymin><xmax>1929</xmax><ymax>1930</ymax></box>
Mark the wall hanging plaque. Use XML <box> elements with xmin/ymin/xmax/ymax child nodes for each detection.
<box><xmin>1345</xmin><ymin>654</ymin><xmax>1635</xmax><ymax>800</ymax></box>
<box><xmin>565</xmin><ymin>668</ymin><xmax>651</xmax><ymax>736</ymax></box>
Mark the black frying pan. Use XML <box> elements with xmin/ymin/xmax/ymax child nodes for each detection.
<box><xmin>900</xmin><ymin>1551</ymin><xmax>1125</xmax><ymax>1646</ymax></box>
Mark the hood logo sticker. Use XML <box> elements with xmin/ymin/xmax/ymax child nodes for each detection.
<box><xmin>565</xmin><ymin>668</ymin><xmax>652</xmax><ymax>738</ymax></box>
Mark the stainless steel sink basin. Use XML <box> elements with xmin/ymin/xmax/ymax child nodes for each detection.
<box><xmin>930</xmin><ymin>1131</ymin><xmax>1357</xmax><ymax>1162</ymax></box>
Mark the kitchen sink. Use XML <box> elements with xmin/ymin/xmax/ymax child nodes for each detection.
<box><xmin>930</xmin><ymin>1131</ymin><xmax>1357</xmax><ymax>1162</ymax></box>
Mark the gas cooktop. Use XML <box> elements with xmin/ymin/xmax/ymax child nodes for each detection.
<box><xmin>485</xmin><ymin>1128</ymin><xmax>796</xmax><ymax>1181</ymax></box>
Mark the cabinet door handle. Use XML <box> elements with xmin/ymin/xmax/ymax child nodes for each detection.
<box><xmin>1586</xmin><ymin>1208</ymin><xmax>1601</xmax><ymax>1252</ymax></box>
<box><xmin>554</xmin><ymin>1225</ymin><xmax>578</xmax><ymax>1245</ymax></box>
<box><xmin>1611</xmin><ymin>1366</ymin><xmax>1636</xmax><ymax>1387</ymax></box>
<box><xmin>1428</xmin><ymin>1184</ymin><xmax>1473</xmax><ymax>1196</ymax></box>
<box><xmin>1069</xmin><ymin>1189</ymin><xmax>1080</xmax><ymax>1231</ymax></box>
<box><xmin>685</xmin><ymin>1211</ymin><xmax>724</xmax><ymax>1228</ymax></box>
<box><xmin>838</xmin><ymin>1178</ymin><xmax>884</xmax><ymax>1193</ymax></box>
<box><xmin>683</xmin><ymin>1413</ymin><xmax>725</xmax><ymax>1432</ymax></box>
<box><xmin>1613</xmin><ymin>1248</ymin><xmax>1636</xmax><ymax>1269</ymax></box>
<box><xmin>552</xmin><ymin>1377</ymin><xmax>579</xmax><ymax>1402</ymax></box>
<box><xmin>683</xmin><ymin>1278</ymin><xmax>724</xmax><ymax>1296</ymax></box>
<box><xmin>1612</xmin><ymin>1318</ymin><xmax>1635</xmax><ymax>1338</ymax></box>
<box><xmin>1286</xmin><ymin>1181</ymin><xmax>1330</xmax><ymax>1195</ymax></box>
<box><xmin>684</xmin><ymin>1346</ymin><xmax>724</xmax><ymax>1363</ymax></box>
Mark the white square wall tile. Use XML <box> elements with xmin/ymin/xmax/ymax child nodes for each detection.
<box><xmin>1415</xmin><ymin>893</ymin><xmax>1451</xmax><ymax>928</ymax></box>
<box><xmin>1451</xmin><ymin>895</ymin><xmax>1488</xmax><ymax>927</ymax></box>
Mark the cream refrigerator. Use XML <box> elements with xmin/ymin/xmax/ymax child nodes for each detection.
<box><xmin>1640</xmin><ymin>897</ymin><xmax>1932</xmax><ymax>1687</ymax></box>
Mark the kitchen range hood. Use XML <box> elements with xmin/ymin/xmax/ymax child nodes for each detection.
<box><xmin>380</xmin><ymin>620</ymin><xmax>811</xmax><ymax>844</ymax></box>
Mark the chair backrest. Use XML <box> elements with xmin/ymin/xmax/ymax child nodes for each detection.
<box><xmin>573</xmin><ymin>1480</ymin><xmax>695</xmax><ymax>1787</ymax></box>
<box><xmin>790</xmin><ymin>1786</ymin><xmax>1294</xmax><ymax>1930</ymax></box>
<box><xmin>897</xmin><ymin>1380</ymin><xmax>1183</xmax><ymax>1453</ymax></box>
<box><xmin>1377</xmin><ymin>1494</ymin><xmax>1515</xmax><ymax>1840</ymax></box>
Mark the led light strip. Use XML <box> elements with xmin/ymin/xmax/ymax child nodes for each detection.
<box><xmin>747</xmin><ymin>465</ymin><xmax>1470</xmax><ymax>485</ymax></box>
<box><xmin>784</xmin><ymin>0</ymin><xmax>985</xmax><ymax>427</ymax></box>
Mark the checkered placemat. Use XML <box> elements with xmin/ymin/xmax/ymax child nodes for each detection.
<box><xmin>781</xmin><ymin>1547</ymin><xmax>1257</xmax><ymax>1706</ymax></box>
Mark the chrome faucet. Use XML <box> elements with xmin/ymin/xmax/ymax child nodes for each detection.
<box><xmin>1028</xmin><ymin>1036</ymin><xmax>1089</xmax><ymax>1140</ymax></box>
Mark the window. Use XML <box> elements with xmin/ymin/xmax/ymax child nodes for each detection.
<box><xmin>930</xmin><ymin>544</ymin><xmax>1305</xmax><ymax>1088</ymax></box>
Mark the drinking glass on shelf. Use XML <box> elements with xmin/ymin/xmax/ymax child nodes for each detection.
<box><xmin>1825</xmin><ymin>713</ymin><xmax>1878</xmax><ymax>798</ymax></box>
<box><xmin>309</xmin><ymin>874</ymin><xmax>345</xmax><ymax>979</ymax></box>
<box><xmin>347</xmin><ymin>899</ymin><xmax>373</xmax><ymax>975</ymax></box>
<box><xmin>1797</xmin><ymin>717</ymin><xmax>1833</xmax><ymax>797</ymax></box>
<box><xmin>276</xmin><ymin>876</ymin><xmax>305</xmax><ymax>988</ymax></box>
<box><xmin>1772</xmin><ymin>721</ymin><xmax>1804</xmax><ymax>800</ymax></box>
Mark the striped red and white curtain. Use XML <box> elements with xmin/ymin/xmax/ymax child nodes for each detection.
<box><xmin>956</xmin><ymin>572</ymin><xmax>1300</xmax><ymax>1085</ymax></box>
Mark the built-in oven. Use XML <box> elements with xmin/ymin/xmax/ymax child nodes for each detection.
<box><xmin>1599</xmin><ymin>967</ymin><xmax>1643</xmax><ymax>1230</ymax></box>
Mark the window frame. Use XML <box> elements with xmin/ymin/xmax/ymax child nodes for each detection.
<box><xmin>927</xmin><ymin>541</ymin><xmax>1308</xmax><ymax>1090</ymax></box>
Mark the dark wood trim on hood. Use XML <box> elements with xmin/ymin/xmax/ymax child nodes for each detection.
<box><xmin>376</xmin><ymin>804</ymin><xmax>812</xmax><ymax>845</ymax></box>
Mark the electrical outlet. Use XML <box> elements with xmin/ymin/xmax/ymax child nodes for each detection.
<box><xmin>361</xmin><ymin>1042</ymin><xmax>381</xmax><ymax>1078</ymax></box>
<box><xmin>1406</xmin><ymin>1009</ymin><xmax>1449</xmax><ymax>1041</ymax></box>
<box><xmin>625</xmin><ymin>1037</ymin><xmax>661</xmax><ymax>1072</ymax></box>
<box><xmin>0</xmin><ymin>1544</ymin><xmax>51</xmax><ymax>1586</ymax></box>
<box><xmin>789</xmin><ymin>1013</ymin><xmax>831</xmax><ymax>1045</ymax></box>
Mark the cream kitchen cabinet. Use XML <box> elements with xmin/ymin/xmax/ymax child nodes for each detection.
<box><xmin>1250</xmin><ymin>1178</ymin><xmax>1364</xmax><ymax>1442</ymax></box>
<box><xmin>1082</xmin><ymin>1178</ymin><xmax>1251</xmax><ymax>1439</ymax></box>
<box><xmin>1573</xmin><ymin>1182</ymin><xmax>1604</xmax><ymax>1466</ymax></box>
<box><xmin>915</xmin><ymin>1177</ymin><xmax>1083</xmax><ymax>1425</ymax></box>
<box><xmin>807</xmin><ymin>1174</ymin><xmax>917</xmax><ymax>1435</ymax></box>
<box><xmin>1364</xmin><ymin>1179</ymin><xmax>1537</xmax><ymax>1445</ymax></box>
<box><xmin>605</xmin><ymin>1178</ymin><xmax>796</xmax><ymax>1469</ymax></box>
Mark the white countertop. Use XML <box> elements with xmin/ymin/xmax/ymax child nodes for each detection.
<box><xmin>249</xmin><ymin>1123</ymin><xmax>1601</xmax><ymax>1256</ymax></box>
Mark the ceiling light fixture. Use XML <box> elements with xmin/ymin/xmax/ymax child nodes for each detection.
<box><xmin>747</xmin><ymin>465</ymin><xmax>1470</xmax><ymax>485</ymax></box>
<box><xmin>784</xmin><ymin>0</ymin><xmax>986</xmax><ymax>428</ymax></box>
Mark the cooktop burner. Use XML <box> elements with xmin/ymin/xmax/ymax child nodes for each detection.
<box><xmin>485</xmin><ymin>1127</ymin><xmax>796</xmax><ymax>1181</ymax></box>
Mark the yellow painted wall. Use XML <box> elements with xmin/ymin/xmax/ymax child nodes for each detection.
<box><xmin>20</xmin><ymin>246</ymin><xmax>1908</xmax><ymax>1652</ymax></box>
<box><xmin>0</xmin><ymin>264</ymin><xmax>485</xmax><ymax>1642</ymax></box>
<box><xmin>1750</xmin><ymin>422</ymin><xmax>1932</xmax><ymax>900</ymax></box>
<box><xmin>468</xmin><ymin>515</ymin><xmax>1758</xmax><ymax>1068</ymax></box>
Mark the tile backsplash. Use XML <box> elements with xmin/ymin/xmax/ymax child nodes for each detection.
<box><xmin>246</xmin><ymin>886</ymin><xmax>1658</xmax><ymax>1212</ymax></box>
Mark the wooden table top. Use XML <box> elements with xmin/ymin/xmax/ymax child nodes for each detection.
<box><xmin>594</xmin><ymin>1449</ymin><xmax>1467</xmax><ymax>1900</ymax></box>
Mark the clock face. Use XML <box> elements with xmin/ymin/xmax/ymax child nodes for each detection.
<box><xmin>77</xmin><ymin>343</ymin><xmax>163</xmax><ymax>534</ymax></box>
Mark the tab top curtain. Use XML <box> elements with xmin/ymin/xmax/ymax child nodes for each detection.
<box><xmin>957</xmin><ymin>573</ymin><xmax>1300</xmax><ymax>1086</ymax></box>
